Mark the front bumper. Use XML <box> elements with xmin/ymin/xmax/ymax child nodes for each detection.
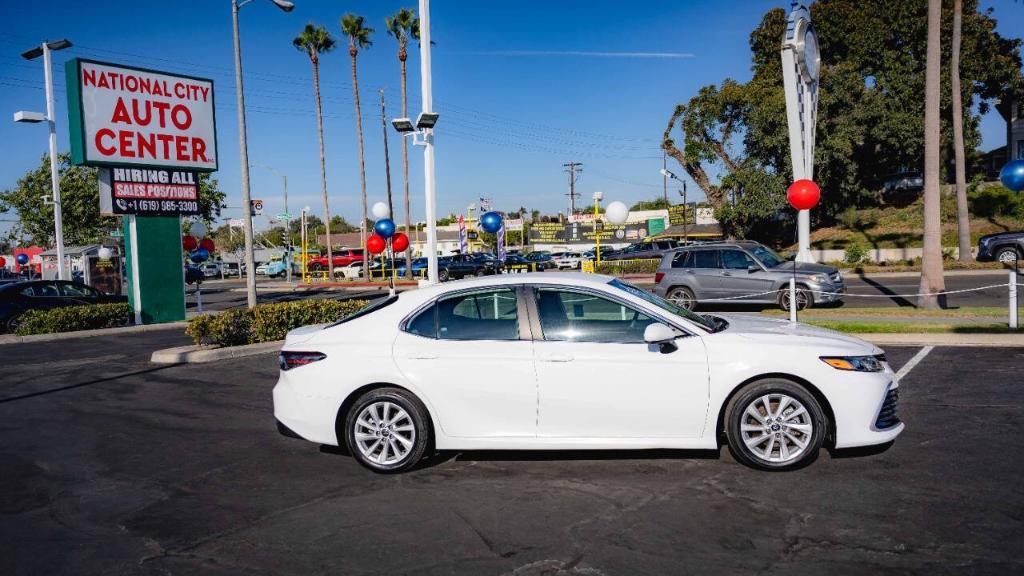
<box><xmin>831</xmin><ymin>369</ymin><xmax>905</xmax><ymax>449</ymax></box>
<box><xmin>804</xmin><ymin>279</ymin><xmax>845</xmax><ymax>303</ymax></box>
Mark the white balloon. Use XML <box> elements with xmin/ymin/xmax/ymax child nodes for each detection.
<box><xmin>605</xmin><ymin>201</ymin><xmax>629</xmax><ymax>225</ymax></box>
<box><xmin>97</xmin><ymin>247</ymin><xmax>112</xmax><ymax>260</ymax></box>
<box><xmin>189</xmin><ymin>221</ymin><xmax>207</xmax><ymax>238</ymax></box>
<box><xmin>371</xmin><ymin>201</ymin><xmax>390</xmax><ymax>220</ymax></box>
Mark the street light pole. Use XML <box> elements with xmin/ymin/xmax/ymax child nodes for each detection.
<box><xmin>19</xmin><ymin>40</ymin><xmax>71</xmax><ymax>280</ymax></box>
<box><xmin>42</xmin><ymin>42</ymin><xmax>66</xmax><ymax>281</ymax></box>
<box><xmin>256</xmin><ymin>162</ymin><xmax>291</xmax><ymax>282</ymax></box>
<box><xmin>419</xmin><ymin>0</ymin><xmax>439</xmax><ymax>283</ymax></box>
<box><xmin>232</xmin><ymin>0</ymin><xmax>257</xmax><ymax>308</ymax></box>
<box><xmin>230</xmin><ymin>0</ymin><xmax>294</xmax><ymax>306</ymax></box>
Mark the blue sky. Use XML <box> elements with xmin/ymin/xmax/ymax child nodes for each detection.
<box><xmin>1</xmin><ymin>0</ymin><xmax>1022</xmax><ymax>238</ymax></box>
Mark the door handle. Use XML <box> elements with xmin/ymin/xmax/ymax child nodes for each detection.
<box><xmin>539</xmin><ymin>354</ymin><xmax>574</xmax><ymax>362</ymax></box>
<box><xmin>722</xmin><ymin>272</ymin><xmax>733</xmax><ymax>276</ymax></box>
<box><xmin>408</xmin><ymin>353</ymin><xmax>438</xmax><ymax>360</ymax></box>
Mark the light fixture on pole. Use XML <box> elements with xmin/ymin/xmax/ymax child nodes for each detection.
<box><xmin>418</xmin><ymin>0</ymin><xmax>438</xmax><ymax>282</ymax></box>
<box><xmin>592</xmin><ymin>191</ymin><xmax>604</xmax><ymax>268</ymax></box>
<box><xmin>231</xmin><ymin>0</ymin><xmax>294</xmax><ymax>307</ymax></box>
<box><xmin>254</xmin><ymin>162</ymin><xmax>291</xmax><ymax>283</ymax></box>
<box><xmin>17</xmin><ymin>38</ymin><xmax>72</xmax><ymax>281</ymax></box>
<box><xmin>660</xmin><ymin>168</ymin><xmax>689</xmax><ymax>244</ymax></box>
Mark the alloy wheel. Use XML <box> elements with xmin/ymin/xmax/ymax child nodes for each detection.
<box><xmin>996</xmin><ymin>249</ymin><xmax>1018</xmax><ymax>264</ymax></box>
<box><xmin>667</xmin><ymin>287</ymin><xmax>696</xmax><ymax>310</ymax></box>
<box><xmin>738</xmin><ymin>393</ymin><xmax>813</xmax><ymax>465</ymax></box>
<box><xmin>353</xmin><ymin>401</ymin><xmax>416</xmax><ymax>466</ymax></box>
<box><xmin>780</xmin><ymin>287</ymin><xmax>810</xmax><ymax>311</ymax></box>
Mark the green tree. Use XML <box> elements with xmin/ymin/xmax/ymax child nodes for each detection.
<box><xmin>386</xmin><ymin>7</ymin><xmax>419</xmax><ymax>277</ymax></box>
<box><xmin>629</xmin><ymin>197</ymin><xmax>672</xmax><ymax>211</ymax></box>
<box><xmin>662</xmin><ymin>0</ymin><xmax>1023</xmax><ymax>239</ymax></box>
<box><xmin>341</xmin><ymin>13</ymin><xmax>374</xmax><ymax>272</ymax></box>
<box><xmin>293</xmin><ymin>23</ymin><xmax>337</xmax><ymax>276</ymax></box>
<box><xmin>0</xmin><ymin>153</ymin><xmax>224</xmax><ymax>247</ymax></box>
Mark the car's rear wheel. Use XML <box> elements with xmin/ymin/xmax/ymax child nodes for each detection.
<box><xmin>438</xmin><ymin>269</ymin><xmax>450</xmax><ymax>282</ymax></box>
<box><xmin>344</xmin><ymin>388</ymin><xmax>430</xmax><ymax>473</ymax></box>
<box><xmin>996</xmin><ymin>247</ymin><xmax>1019</xmax><ymax>265</ymax></box>
<box><xmin>5</xmin><ymin>313</ymin><xmax>23</xmax><ymax>334</ymax></box>
<box><xmin>666</xmin><ymin>286</ymin><xmax>697</xmax><ymax>311</ymax></box>
<box><xmin>778</xmin><ymin>286</ymin><xmax>811</xmax><ymax>311</ymax></box>
<box><xmin>724</xmin><ymin>379</ymin><xmax>826</xmax><ymax>471</ymax></box>
<box><xmin>309</xmin><ymin>263</ymin><xmax>324</xmax><ymax>272</ymax></box>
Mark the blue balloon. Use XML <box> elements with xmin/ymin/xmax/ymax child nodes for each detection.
<box><xmin>1000</xmin><ymin>159</ymin><xmax>1024</xmax><ymax>193</ymax></box>
<box><xmin>189</xmin><ymin>247</ymin><xmax>210</xmax><ymax>263</ymax></box>
<box><xmin>374</xmin><ymin>218</ymin><xmax>396</xmax><ymax>239</ymax></box>
<box><xmin>16</xmin><ymin>253</ymin><xmax>29</xmax><ymax>265</ymax></box>
<box><xmin>480</xmin><ymin>211</ymin><xmax>503</xmax><ymax>234</ymax></box>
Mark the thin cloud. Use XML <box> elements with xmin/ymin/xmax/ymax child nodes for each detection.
<box><xmin>471</xmin><ymin>50</ymin><xmax>696</xmax><ymax>59</ymax></box>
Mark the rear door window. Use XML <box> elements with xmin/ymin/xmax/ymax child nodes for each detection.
<box><xmin>691</xmin><ymin>250</ymin><xmax>718</xmax><ymax>268</ymax></box>
<box><xmin>437</xmin><ymin>289</ymin><xmax>519</xmax><ymax>341</ymax></box>
<box><xmin>672</xmin><ymin>251</ymin><xmax>693</xmax><ymax>268</ymax></box>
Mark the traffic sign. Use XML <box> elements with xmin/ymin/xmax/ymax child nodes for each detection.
<box><xmin>250</xmin><ymin>199</ymin><xmax>263</xmax><ymax>215</ymax></box>
<box><xmin>276</xmin><ymin>212</ymin><xmax>293</xmax><ymax>221</ymax></box>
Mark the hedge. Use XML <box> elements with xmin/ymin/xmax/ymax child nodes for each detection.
<box><xmin>186</xmin><ymin>298</ymin><xmax>370</xmax><ymax>346</ymax></box>
<box><xmin>15</xmin><ymin>303</ymin><xmax>132</xmax><ymax>336</ymax></box>
<box><xmin>596</xmin><ymin>258</ymin><xmax>660</xmax><ymax>275</ymax></box>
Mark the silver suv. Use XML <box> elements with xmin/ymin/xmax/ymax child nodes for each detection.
<box><xmin>652</xmin><ymin>241</ymin><xmax>844</xmax><ymax>310</ymax></box>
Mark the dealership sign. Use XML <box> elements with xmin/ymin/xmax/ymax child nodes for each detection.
<box><xmin>66</xmin><ymin>58</ymin><xmax>217</xmax><ymax>172</ymax></box>
<box><xmin>99</xmin><ymin>167</ymin><xmax>200</xmax><ymax>216</ymax></box>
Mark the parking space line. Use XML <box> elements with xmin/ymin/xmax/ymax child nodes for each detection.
<box><xmin>895</xmin><ymin>346</ymin><xmax>934</xmax><ymax>382</ymax></box>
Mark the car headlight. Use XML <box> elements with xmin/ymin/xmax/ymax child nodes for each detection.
<box><xmin>811</xmin><ymin>273</ymin><xmax>829</xmax><ymax>284</ymax></box>
<box><xmin>820</xmin><ymin>355</ymin><xmax>884</xmax><ymax>372</ymax></box>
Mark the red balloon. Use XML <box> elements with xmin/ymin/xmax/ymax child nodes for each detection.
<box><xmin>0</xmin><ymin>256</ymin><xmax>6</xmax><ymax>267</ymax></box>
<box><xmin>366</xmin><ymin>234</ymin><xmax>386</xmax><ymax>255</ymax></box>
<box><xmin>182</xmin><ymin>235</ymin><xmax>198</xmax><ymax>251</ymax></box>
<box><xmin>391</xmin><ymin>232</ymin><xmax>409</xmax><ymax>253</ymax></box>
<box><xmin>787</xmin><ymin>179</ymin><xmax>820</xmax><ymax>211</ymax></box>
<box><xmin>199</xmin><ymin>238</ymin><xmax>215</xmax><ymax>252</ymax></box>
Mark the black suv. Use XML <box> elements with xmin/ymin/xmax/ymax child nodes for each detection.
<box><xmin>977</xmin><ymin>232</ymin><xmax>1024</xmax><ymax>264</ymax></box>
<box><xmin>437</xmin><ymin>254</ymin><xmax>498</xmax><ymax>281</ymax></box>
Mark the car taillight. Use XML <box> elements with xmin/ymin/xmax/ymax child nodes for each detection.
<box><xmin>279</xmin><ymin>351</ymin><xmax>326</xmax><ymax>371</ymax></box>
<box><xmin>655</xmin><ymin>272</ymin><xmax>665</xmax><ymax>283</ymax></box>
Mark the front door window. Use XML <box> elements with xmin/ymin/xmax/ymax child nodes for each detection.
<box><xmin>535</xmin><ymin>289</ymin><xmax>656</xmax><ymax>343</ymax></box>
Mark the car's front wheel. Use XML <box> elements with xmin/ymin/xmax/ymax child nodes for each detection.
<box><xmin>996</xmin><ymin>246</ymin><xmax>1019</xmax><ymax>265</ymax></box>
<box><xmin>724</xmin><ymin>379</ymin><xmax>826</xmax><ymax>471</ymax></box>
<box><xmin>344</xmin><ymin>388</ymin><xmax>430</xmax><ymax>473</ymax></box>
<box><xmin>778</xmin><ymin>285</ymin><xmax>811</xmax><ymax>311</ymax></box>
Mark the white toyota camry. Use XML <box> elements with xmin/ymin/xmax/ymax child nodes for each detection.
<box><xmin>273</xmin><ymin>273</ymin><xmax>903</xmax><ymax>472</ymax></box>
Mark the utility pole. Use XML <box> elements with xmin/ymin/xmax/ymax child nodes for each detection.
<box><xmin>563</xmin><ymin>162</ymin><xmax>582</xmax><ymax>214</ymax></box>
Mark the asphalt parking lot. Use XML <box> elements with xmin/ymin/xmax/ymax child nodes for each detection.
<box><xmin>2</xmin><ymin>333</ymin><xmax>1023</xmax><ymax>575</ymax></box>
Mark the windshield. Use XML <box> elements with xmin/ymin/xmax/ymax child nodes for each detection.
<box><xmin>607</xmin><ymin>278</ymin><xmax>717</xmax><ymax>332</ymax></box>
<box><xmin>749</xmin><ymin>245</ymin><xmax>785</xmax><ymax>268</ymax></box>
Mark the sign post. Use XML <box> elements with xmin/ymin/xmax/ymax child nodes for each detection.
<box><xmin>66</xmin><ymin>58</ymin><xmax>217</xmax><ymax>324</ymax></box>
<box><xmin>781</xmin><ymin>3</ymin><xmax>820</xmax><ymax>263</ymax></box>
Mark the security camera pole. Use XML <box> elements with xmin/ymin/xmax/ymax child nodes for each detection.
<box><xmin>19</xmin><ymin>39</ymin><xmax>72</xmax><ymax>280</ymax></box>
<box><xmin>781</xmin><ymin>2</ymin><xmax>820</xmax><ymax>263</ymax></box>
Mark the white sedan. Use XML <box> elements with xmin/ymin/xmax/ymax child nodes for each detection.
<box><xmin>274</xmin><ymin>273</ymin><xmax>903</xmax><ymax>472</ymax></box>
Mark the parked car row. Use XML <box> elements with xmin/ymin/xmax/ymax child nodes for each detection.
<box><xmin>0</xmin><ymin>280</ymin><xmax>128</xmax><ymax>333</ymax></box>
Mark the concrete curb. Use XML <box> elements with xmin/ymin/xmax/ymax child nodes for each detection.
<box><xmin>151</xmin><ymin>340</ymin><xmax>283</xmax><ymax>364</ymax></box>
<box><xmin>0</xmin><ymin>321</ymin><xmax>188</xmax><ymax>345</ymax></box>
<box><xmin>861</xmin><ymin>333</ymin><xmax>1024</xmax><ymax>347</ymax></box>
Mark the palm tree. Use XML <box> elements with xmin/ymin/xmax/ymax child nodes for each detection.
<box><xmin>386</xmin><ymin>7</ymin><xmax>419</xmax><ymax>278</ymax></box>
<box><xmin>919</xmin><ymin>0</ymin><xmax>946</xmax><ymax>308</ymax></box>
<box><xmin>951</xmin><ymin>0</ymin><xmax>971</xmax><ymax>262</ymax></box>
<box><xmin>341</xmin><ymin>13</ymin><xmax>373</xmax><ymax>273</ymax></box>
<box><xmin>293</xmin><ymin>23</ymin><xmax>337</xmax><ymax>278</ymax></box>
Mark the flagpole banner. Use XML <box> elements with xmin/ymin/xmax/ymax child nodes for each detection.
<box><xmin>458</xmin><ymin>215</ymin><xmax>468</xmax><ymax>254</ymax></box>
<box><xmin>497</xmin><ymin>223</ymin><xmax>506</xmax><ymax>261</ymax></box>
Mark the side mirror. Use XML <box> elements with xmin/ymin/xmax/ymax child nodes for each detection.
<box><xmin>748</xmin><ymin>264</ymin><xmax>759</xmax><ymax>273</ymax></box>
<box><xmin>643</xmin><ymin>323</ymin><xmax>678</xmax><ymax>344</ymax></box>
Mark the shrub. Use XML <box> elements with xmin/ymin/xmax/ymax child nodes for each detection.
<box><xmin>595</xmin><ymin>259</ymin><xmax>660</xmax><ymax>275</ymax></box>
<box><xmin>844</xmin><ymin>244</ymin><xmax>869</xmax><ymax>265</ymax></box>
<box><xmin>15</xmin><ymin>303</ymin><xmax>132</xmax><ymax>336</ymax></box>
<box><xmin>186</xmin><ymin>298</ymin><xmax>370</xmax><ymax>346</ymax></box>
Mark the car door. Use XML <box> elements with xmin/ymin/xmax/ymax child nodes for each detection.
<box><xmin>683</xmin><ymin>249</ymin><xmax>726</xmax><ymax>300</ymax></box>
<box><xmin>19</xmin><ymin>282</ymin><xmax>65</xmax><ymax>312</ymax></box>
<box><xmin>718</xmin><ymin>249</ymin><xmax>775</xmax><ymax>299</ymax></box>
<box><xmin>529</xmin><ymin>287</ymin><xmax>709</xmax><ymax>439</ymax></box>
<box><xmin>392</xmin><ymin>286</ymin><xmax>538</xmax><ymax>438</ymax></box>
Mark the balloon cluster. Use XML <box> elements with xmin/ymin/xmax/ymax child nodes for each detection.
<box><xmin>367</xmin><ymin>202</ymin><xmax>409</xmax><ymax>255</ymax></box>
<box><xmin>183</xmin><ymin>221</ymin><xmax>215</xmax><ymax>264</ymax></box>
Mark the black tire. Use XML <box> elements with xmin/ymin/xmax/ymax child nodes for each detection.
<box><xmin>666</xmin><ymin>286</ymin><xmax>697</xmax><ymax>311</ymax></box>
<box><xmin>995</xmin><ymin>246</ymin><xmax>1019</xmax><ymax>265</ymax></box>
<box><xmin>778</xmin><ymin>285</ymin><xmax>812</xmax><ymax>311</ymax></box>
<box><xmin>438</xmin><ymin>268</ymin><xmax>450</xmax><ymax>282</ymax></box>
<box><xmin>474</xmin><ymin>268</ymin><xmax>486</xmax><ymax>277</ymax></box>
<box><xmin>5</xmin><ymin>313</ymin><xmax>22</xmax><ymax>334</ymax></box>
<box><xmin>724</xmin><ymin>378</ymin><xmax>827</xmax><ymax>471</ymax></box>
<box><xmin>309</xmin><ymin>263</ymin><xmax>325</xmax><ymax>272</ymax></box>
<box><xmin>344</xmin><ymin>387</ymin><xmax>430</xmax><ymax>473</ymax></box>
